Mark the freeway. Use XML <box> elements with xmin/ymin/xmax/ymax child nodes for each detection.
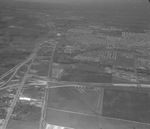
<box><xmin>0</xmin><ymin>66</ymin><xmax>21</xmax><ymax>88</ymax></box>
<box><xmin>0</xmin><ymin>84</ymin><xmax>19</xmax><ymax>90</ymax></box>
<box><xmin>0</xmin><ymin>79</ymin><xmax>47</xmax><ymax>91</ymax></box>
<box><xmin>0</xmin><ymin>35</ymin><xmax>50</xmax><ymax>81</ymax></box>
<box><xmin>0</xmin><ymin>51</ymin><xmax>35</xmax><ymax>81</ymax></box>
<box><xmin>0</xmin><ymin>33</ymin><xmax>150</xmax><ymax>129</ymax></box>
<box><xmin>0</xmin><ymin>39</ymin><xmax>47</xmax><ymax>82</ymax></box>
<box><xmin>0</xmin><ymin>30</ymin><xmax>57</xmax><ymax>129</ymax></box>
<box><xmin>2</xmin><ymin>52</ymin><xmax>37</xmax><ymax>129</ymax></box>
<box><xmin>0</xmin><ymin>38</ymin><xmax>53</xmax><ymax>129</ymax></box>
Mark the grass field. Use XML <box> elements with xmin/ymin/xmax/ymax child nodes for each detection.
<box><xmin>6</xmin><ymin>119</ymin><xmax>39</xmax><ymax>129</ymax></box>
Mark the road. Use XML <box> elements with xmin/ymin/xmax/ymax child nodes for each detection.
<box><xmin>2</xmin><ymin>78</ymin><xmax>150</xmax><ymax>93</ymax></box>
<box><xmin>0</xmin><ymin>37</ymin><xmax>48</xmax><ymax>82</ymax></box>
<box><xmin>0</xmin><ymin>49</ymin><xmax>36</xmax><ymax>81</ymax></box>
<box><xmin>50</xmin><ymin>81</ymin><xmax>150</xmax><ymax>92</ymax></box>
<box><xmin>1</xmin><ymin>40</ymin><xmax>42</xmax><ymax>129</ymax></box>
<box><xmin>0</xmin><ymin>39</ymin><xmax>49</xmax><ymax>129</ymax></box>
<box><xmin>0</xmin><ymin>32</ymin><xmax>150</xmax><ymax>129</ymax></box>
<box><xmin>0</xmin><ymin>40</ymin><xmax>42</xmax><ymax>88</ymax></box>
<box><xmin>1</xmin><ymin>54</ymin><xmax>36</xmax><ymax>129</ymax></box>
<box><xmin>43</xmin><ymin>82</ymin><xmax>150</xmax><ymax>129</ymax></box>
<box><xmin>39</xmin><ymin>39</ymin><xmax>57</xmax><ymax>129</ymax></box>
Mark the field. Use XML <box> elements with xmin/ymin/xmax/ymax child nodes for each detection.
<box><xmin>103</xmin><ymin>89</ymin><xmax>150</xmax><ymax>124</ymax></box>
<box><xmin>6</xmin><ymin>119</ymin><xmax>39</xmax><ymax>129</ymax></box>
<box><xmin>45</xmin><ymin>88</ymin><xmax>150</xmax><ymax>129</ymax></box>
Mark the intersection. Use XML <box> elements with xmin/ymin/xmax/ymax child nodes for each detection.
<box><xmin>0</xmin><ymin>34</ymin><xmax>150</xmax><ymax>129</ymax></box>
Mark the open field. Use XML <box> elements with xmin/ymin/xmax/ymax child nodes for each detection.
<box><xmin>6</xmin><ymin>120</ymin><xmax>39</xmax><ymax>129</ymax></box>
<box><xmin>0</xmin><ymin>1</ymin><xmax>150</xmax><ymax>129</ymax></box>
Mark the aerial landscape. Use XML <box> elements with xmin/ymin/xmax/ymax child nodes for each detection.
<box><xmin>0</xmin><ymin>0</ymin><xmax>150</xmax><ymax>129</ymax></box>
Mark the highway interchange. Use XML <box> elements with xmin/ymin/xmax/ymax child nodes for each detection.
<box><xmin>0</xmin><ymin>36</ymin><xmax>56</xmax><ymax>129</ymax></box>
<box><xmin>0</xmin><ymin>33</ymin><xmax>150</xmax><ymax>129</ymax></box>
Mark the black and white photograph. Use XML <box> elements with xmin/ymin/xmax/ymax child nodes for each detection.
<box><xmin>0</xmin><ymin>0</ymin><xmax>150</xmax><ymax>129</ymax></box>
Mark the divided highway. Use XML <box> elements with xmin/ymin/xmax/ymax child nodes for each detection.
<box><xmin>0</xmin><ymin>38</ymin><xmax>56</xmax><ymax>129</ymax></box>
<box><xmin>0</xmin><ymin>33</ymin><xmax>150</xmax><ymax>129</ymax></box>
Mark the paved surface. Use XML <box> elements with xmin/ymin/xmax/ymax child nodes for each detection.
<box><xmin>0</xmin><ymin>34</ymin><xmax>150</xmax><ymax>129</ymax></box>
